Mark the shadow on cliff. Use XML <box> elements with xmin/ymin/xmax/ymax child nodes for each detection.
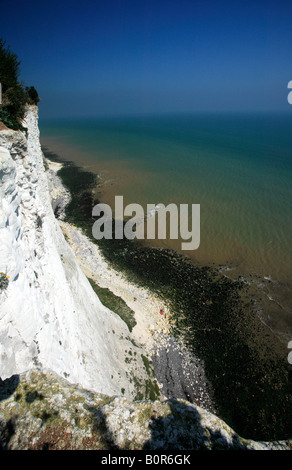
<box><xmin>0</xmin><ymin>375</ymin><xmax>248</xmax><ymax>450</ymax></box>
<box><xmin>0</xmin><ymin>375</ymin><xmax>20</xmax><ymax>450</ymax></box>
<box><xmin>0</xmin><ymin>374</ymin><xmax>20</xmax><ymax>402</ymax></box>
<box><xmin>86</xmin><ymin>405</ymin><xmax>119</xmax><ymax>450</ymax></box>
<box><xmin>86</xmin><ymin>397</ymin><xmax>247</xmax><ymax>450</ymax></box>
<box><xmin>142</xmin><ymin>398</ymin><xmax>246</xmax><ymax>451</ymax></box>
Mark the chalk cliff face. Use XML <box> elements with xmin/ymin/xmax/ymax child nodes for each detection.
<box><xmin>0</xmin><ymin>106</ymin><xmax>150</xmax><ymax>399</ymax></box>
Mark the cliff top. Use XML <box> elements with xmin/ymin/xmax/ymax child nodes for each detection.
<box><xmin>1</xmin><ymin>369</ymin><xmax>289</xmax><ymax>451</ymax></box>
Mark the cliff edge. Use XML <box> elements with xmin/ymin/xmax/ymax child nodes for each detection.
<box><xmin>1</xmin><ymin>368</ymin><xmax>289</xmax><ymax>450</ymax></box>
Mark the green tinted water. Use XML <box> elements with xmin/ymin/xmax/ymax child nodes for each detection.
<box><xmin>40</xmin><ymin>112</ymin><xmax>292</xmax><ymax>333</ymax></box>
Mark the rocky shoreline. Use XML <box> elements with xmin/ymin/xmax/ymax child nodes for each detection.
<box><xmin>151</xmin><ymin>334</ymin><xmax>216</xmax><ymax>414</ymax></box>
<box><xmin>45</xmin><ymin>157</ymin><xmax>216</xmax><ymax>413</ymax></box>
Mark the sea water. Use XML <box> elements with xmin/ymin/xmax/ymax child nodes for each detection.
<box><xmin>40</xmin><ymin>112</ymin><xmax>292</xmax><ymax>336</ymax></box>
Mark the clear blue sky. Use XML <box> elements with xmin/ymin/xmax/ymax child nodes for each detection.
<box><xmin>1</xmin><ymin>0</ymin><xmax>291</xmax><ymax>118</ymax></box>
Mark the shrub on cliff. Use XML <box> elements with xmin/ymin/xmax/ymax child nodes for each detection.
<box><xmin>0</xmin><ymin>38</ymin><xmax>40</xmax><ymax>130</ymax></box>
<box><xmin>25</xmin><ymin>86</ymin><xmax>40</xmax><ymax>105</ymax></box>
<box><xmin>0</xmin><ymin>38</ymin><xmax>20</xmax><ymax>92</ymax></box>
<box><xmin>0</xmin><ymin>272</ymin><xmax>9</xmax><ymax>292</ymax></box>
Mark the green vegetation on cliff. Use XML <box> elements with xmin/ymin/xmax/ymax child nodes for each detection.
<box><xmin>0</xmin><ymin>38</ymin><xmax>40</xmax><ymax>130</ymax></box>
<box><xmin>87</xmin><ymin>277</ymin><xmax>136</xmax><ymax>332</ymax></box>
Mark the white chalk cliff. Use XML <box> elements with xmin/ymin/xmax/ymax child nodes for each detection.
<box><xmin>0</xmin><ymin>106</ymin><xmax>150</xmax><ymax>398</ymax></box>
<box><xmin>1</xmin><ymin>107</ymin><xmax>292</xmax><ymax>450</ymax></box>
